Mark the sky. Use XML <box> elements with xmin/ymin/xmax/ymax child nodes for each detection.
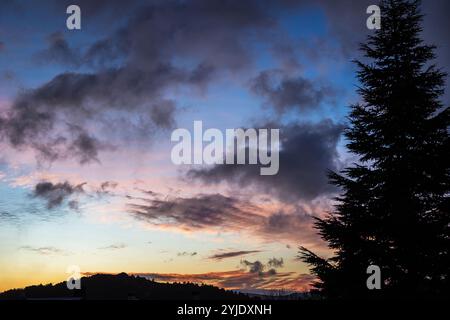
<box><xmin>0</xmin><ymin>0</ymin><xmax>449</xmax><ymax>293</ymax></box>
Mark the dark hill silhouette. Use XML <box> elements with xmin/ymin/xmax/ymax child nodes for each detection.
<box><xmin>0</xmin><ymin>273</ymin><xmax>249</xmax><ymax>300</ymax></box>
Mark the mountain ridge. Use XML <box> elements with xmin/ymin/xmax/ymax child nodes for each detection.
<box><xmin>0</xmin><ymin>272</ymin><xmax>250</xmax><ymax>300</ymax></box>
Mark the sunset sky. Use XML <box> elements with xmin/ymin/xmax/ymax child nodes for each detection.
<box><xmin>0</xmin><ymin>0</ymin><xmax>448</xmax><ymax>293</ymax></box>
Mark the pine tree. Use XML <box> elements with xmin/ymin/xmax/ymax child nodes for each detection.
<box><xmin>300</xmin><ymin>0</ymin><xmax>449</xmax><ymax>298</ymax></box>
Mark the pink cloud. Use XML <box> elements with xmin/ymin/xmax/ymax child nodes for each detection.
<box><xmin>83</xmin><ymin>270</ymin><xmax>316</xmax><ymax>292</ymax></box>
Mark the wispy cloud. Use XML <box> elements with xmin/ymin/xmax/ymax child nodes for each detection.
<box><xmin>32</xmin><ymin>181</ymin><xmax>85</xmax><ymax>209</ymax></box>
<box><xmin>177</xmin><ymin>251</ymin><xmax>197</xmax><ymax>257</ymax></box>
<box><xmin>19</xmin><ymin>246</ymin><xmax>66</xmax><ymax>255</ymax></box>
<box><xmin>268</xmin><ymin>257</ymin><xmax>284</xmax><ymax>268</ymax></box>
<box><xmin>208</xmin><ymin>250</ymin><xmax>261</xmax><ymax>261</ymax></box>
<box><xmin>98</xmin><ymin>243</ymin><xmax>127</xmax><ymax>250</ymax></box>
<box><xmin>135</xmin><ymin>270</ymin><xmax>315</xmax><ymax>292</ymax></box>
<box><xmin>81</xmin><ymin>268</ymin><xmax>315</xmax><ymax>292</ymax></box>
<box><xmin>128</xmin><ymin>192</ymin><xmax>324</xmax><ymax>248</ymax></box>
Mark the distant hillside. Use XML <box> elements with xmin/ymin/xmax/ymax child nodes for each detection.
<box><xmin>0</xmin><ymin>273</ymin><xmax>249</xmax><ymax>300</ymax></box>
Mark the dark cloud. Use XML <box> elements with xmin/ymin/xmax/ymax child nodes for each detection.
<box><xmin>101</xmin><ymin>0</ymin><xmax>272</xmax><ymax>71</ymax></box>
<box><xmin>68</xmin><ymin>132</ymin><xmax>106</xmax><ymax>164</ymax></box>
<box><xmin>251</xmin><ymin>69</ymin><xmax>337</xmax><ymax>114</ymax></box>
<box><xmin>33</xmin><ymin>181</ymin><xmax>85</xmax><ymax>209</ymax></box>
<box><xmin>263</xmin><ymin>212</ymin><xmax>310</xmax><ymax>236</ymax></box>
<box><xmin>2</xmin><ymin>0</ymin><xmax>446</xmax><ymax>166</ymax></box>
<box><xmin>30</xmin><ymin>180</ymin><xmax>119</xmax><ymax>211</ymax></box>
<box><xmin>0</xmin><ymin>68</ymin><xmax>176</xmax><ymax>163</ymax></box>
<box><xmin>131</xmin><ymin>255</ymin><xmax>295</xmax><ymax>290</ymax></box>
<box><xmin>64</xmin><ymin>0</ymin><xmax>282</xmax><ymax>75</ymax></box>
<box><xmin>128</xmin><ymin>193</ymin><xmax>265</xmax><ymax>231</ymax></box>
<box><xmin>268</xmin><ymin>257</ymin><xmax>284</xmax><ymax>268</ymax></box>
<box><xmin>188</xmin><ymin>120</ymin><xmax>344</xmax><ymax>202</ymax></box>
<box><xmin>241</xmin><ymin>257</ymin><xmax>284</xmax><ymax>277</ymax></box>
<box><xmin>34</xmin><ymin>32</ymin><xmax>80</xmax><ymax>67</ymax></box>
<box><xmin>1</xmin><ymin>0</ymin><xmax>280</xmax><ymax>163</ymax></box>
<box><xmin>6</xmin><ymin>0</ymin><xmax>450</xmax><ymax>76</ymax></box>
<box><xmin>149</xmin><ymin>100</ymin><xmax>177</xmax><ymax>129</ymax></box>
<box><xmin>177</xmin><ymin>251</ymin><xmax>197</xmax><ymax>257</ymax></box>
<box><xmin>0</xmin><ymin>210</ymin><xmax>18</xmax><ymax>223</ymax></box>
<box><xmin>136</xmin><ymin>189</ymin><xmax>159</xmax><ymax>197</ymax></box>
<box><xmin>99</xmin><ymin>181</ymin><xmax>118</xmax><ymax>194</ymax></box>
<box><xmin>128</xmin><ymin>192</ymin><xmax>322</xmax><ymax>245</ymax></box>
<box><xmin>261</xmin><ymin>211</ymin><xmax>324</xmax><ymax>248</ymax></box>
<box><xmin>68</xmin><ymin>200</ymin><xmax>80</xmax><ymax>211</ymax></box>
<box><xmin>0</xmin><ymin>210</ymin><xmax>12</xmax><ymax>218</ymax></box>
<box><xmin>208</xmin><ymin>250</ymin><xmax>261</xmax><ymax>261</ymax></box>
<box><xmin>241</xmin><ymin>260</ymin><xmax>265</xmax><ymax>274</ymax></box>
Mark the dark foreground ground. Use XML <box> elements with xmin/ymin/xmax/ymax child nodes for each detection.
<box><xmin>1</xmin><ymin>273</ymin><xmax>446</xmax><ymax>319</ymax></box>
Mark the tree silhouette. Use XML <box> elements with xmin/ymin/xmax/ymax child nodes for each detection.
<box><xmin>299</xmin><ymin>0</ymin><xmax>449</xmax><ymax>298</ymax></box>
<box><xmin>0</xmin><ymin>273</ymin><xmax>249</xmax><ymax>300</ymax></box>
